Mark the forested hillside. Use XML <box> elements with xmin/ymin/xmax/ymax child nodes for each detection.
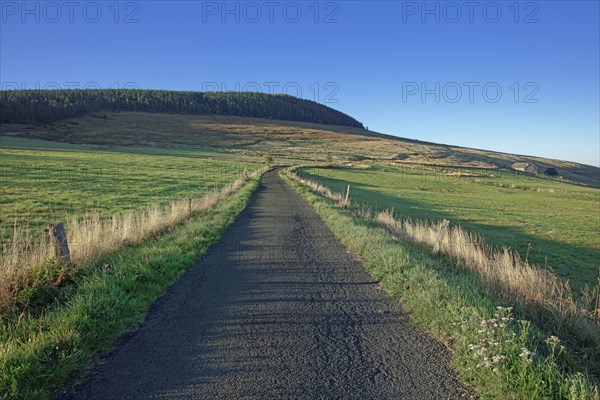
<box><xmin>0</xmin><ymin>90</ymin><xmax>364</xmax><ymax>128</ymax></box>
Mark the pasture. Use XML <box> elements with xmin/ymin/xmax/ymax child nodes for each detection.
<box><xmin>301</xmin><ymin>165</ymin><xmax>600</xmax><ymax>289</ymax></box>
<box><xmin>0</xmin><ymin>137</ymin><xmax>256</xmax><ymax>242</ymax></box>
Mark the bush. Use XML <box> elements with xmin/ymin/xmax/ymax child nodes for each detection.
<box><xmin>262</xmin><ymin>153</ymin><xmax>273</xmax><ymax>166</ymax></box>
<box><xmin>545</xmin><ymin>167</ymin><xmax>558</xmax><ymax>176</ymax></box>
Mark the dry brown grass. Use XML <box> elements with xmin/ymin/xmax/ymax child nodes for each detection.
<box><xmin>2</xmin><ymin>111</ymin><xmax>597</xmax><ymax>187</ymax></box>
<box><xmin>284</xmin><ymin>166</ymin><xmax>600</xmax><ymax>348</ymax></box>
<box><xmin>0</xmin><ymin>167</ymin><xmax>262</xmax><ymax>311</ymax></box>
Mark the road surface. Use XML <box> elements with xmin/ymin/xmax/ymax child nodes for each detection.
<box><xmin>64</xmin><ymin>170</ymin><xmax>475</xmax><ymax>399</ymax></box>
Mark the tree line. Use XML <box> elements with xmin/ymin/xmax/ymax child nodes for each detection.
<box><xmin>0</xmin><ymin>89</ymin><xmax>364</xmax><ymax>128</ymax></box>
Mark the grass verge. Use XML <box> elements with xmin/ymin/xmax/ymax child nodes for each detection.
<box><xmin>0</xmin><ymin>167</ymin><xmax>261</xmax><ymax>317</ymax></box>
<box><xmin>282</xmin><ymin>171</ymin><xmax>599</xmax><ymax>399</ymax></box>
<box><xmin>0</xmin><ymin>172</ymin><xmax>262</xmax><ymax>400</ymax></box>
<box><xmin>284</xmin><ymin>168</ymin><xmax>599</xmax><ymax>357</ymax></box>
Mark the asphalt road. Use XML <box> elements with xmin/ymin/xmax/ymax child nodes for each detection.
<box><xmin>64</xmin><ymin>171</ymin><xmax>475</xmax><ymax>400</ymax></box>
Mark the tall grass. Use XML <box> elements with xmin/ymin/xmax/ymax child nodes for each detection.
<box><xmin>302</xmin><ymin>165</ymin><xmax>600</xmax><ymax>288</ymax></box>
<box><xmin>284</xmin><ymin>167</ymin><xmax>600</xmax><ymax>352</ymax></box>
<box><xmin>0</xmin><ymin>167</ymin><xmax>263</xmax><ymax>315</ymax></box>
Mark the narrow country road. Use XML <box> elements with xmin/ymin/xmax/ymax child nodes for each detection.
<box><xmin>64</xmin><ymin>171</ymin><xmax>475</xmax><ymax>399</ymax></box>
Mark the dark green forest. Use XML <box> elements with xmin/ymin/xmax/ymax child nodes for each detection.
<box><xmin>0</xmin><ymin>90</ymin><xmax>364</xmax><ymax>128</ymax></box>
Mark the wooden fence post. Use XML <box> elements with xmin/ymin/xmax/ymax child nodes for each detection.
<box><xmin>188</xmin><ymin>198</ymin><xmax>192</xmax><ymax>214</ymax></box>
<box><xmin>47</xmin><ymin>223</ymin><xmax>71</xmax><ymax>266</ymax></box>
<box><xmin>432</xmin><ymin>219</ymin><xmax>450</xmax><ymax>257</ymax></box>
<box><xmin>344</xmin><ymin>185</ymin><xmax>351</xmax><ymax>208</ymax></box>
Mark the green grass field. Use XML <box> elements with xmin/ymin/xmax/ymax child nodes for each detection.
<box><xmin>300</xmin><ymin>165</ymin><xmax>600</xmax><ymax>289</ymax></box>
<box><xmin>0</xmin><ymin>137</ymin><xmax>257</xmax><ymax>242</ymax></box>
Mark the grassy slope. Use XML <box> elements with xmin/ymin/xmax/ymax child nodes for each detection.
<box><xmin>0</xmin><ymin>171</ymin><xmax>261</xmax><ymax>400</ymax></box>
<box><xmin>1</xmin><ymin>111</ymin><xmax>598</xmax><ymax>187</ymax></box>
<box><xmin>0</xmin><ymin>137</ymin><xmax>255</xmax><ymax>240</ymax></box>
<box><xmin>300</xmin><ymin>166</ymin><xmax>600</xmax><ymax>289</ymax></box>
<box><xmin>282</xmin><ymin>173</ymin><xmax>599</xmax><ymax>400</ymax></box>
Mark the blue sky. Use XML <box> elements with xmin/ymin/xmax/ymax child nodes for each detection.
<box><xmin>1</xmin><ymin>1</ymin><xmax>599</xmax><ymax>166</ymax></box>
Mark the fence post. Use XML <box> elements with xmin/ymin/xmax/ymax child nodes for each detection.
<box><xmin>188</xmin><ymin>198</ymin><xmax>192</xmax><ymax>214</ymax></box>
<box><xmin>47</xmin><ymin>223</ymin><xmax>71</xmax><ymax>266</ymax></box>
<box><xmin>344</xmin><ymin>185</ymin><xmax>351</xmax><ymax>208</ymax></box>
<box><xmin>432</xmin><ymin>219</ymin><xmax>450</xmax><ymax>257</ymax></box>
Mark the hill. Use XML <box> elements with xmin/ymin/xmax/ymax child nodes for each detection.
<box><xmin>1</xmin><ymin>102</ymin><xmax>599</xmax><ymax>400</ymax></box>
<box><xmin>0</xmin><ymin>89</ymin><xmax>363</xmax><ymax>128</ymax></box>
<box><xmin>1</xmin><ymin>111</ymin><xmax>598</xmax><ymax>187</ymax></box>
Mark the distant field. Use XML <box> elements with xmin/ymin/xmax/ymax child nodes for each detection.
<box><xmin>0</xmin><ymin>137</ymin><xmax>256</xmax><ymax>242</ymax></box>
<box><xmin>301</xmin><ymin>166</ymin><xmax>600</xmax><ymax>289</ymax></box>
<box><xmin>1</xmin><ymin>112</ymin><xmax>598</xmax><ymax>187</ymax></box>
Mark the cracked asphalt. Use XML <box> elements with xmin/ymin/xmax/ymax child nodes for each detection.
<box><xmin>63</xmin><ymin>170</ymin><xmax>476</xmax><ymax>399</ymax></box>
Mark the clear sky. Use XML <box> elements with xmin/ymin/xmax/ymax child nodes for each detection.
<box><xmin>1</xmin><ymin>1</ymin><xmax>599</xmax><ymax>166</ymax></box>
